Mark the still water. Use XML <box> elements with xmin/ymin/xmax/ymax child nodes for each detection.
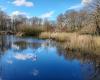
<box><xmin>0</xmin><ymin>35</ymin><xmax>100</xmax><ymax>80</ymax></box>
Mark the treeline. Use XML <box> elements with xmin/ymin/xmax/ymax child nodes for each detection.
<box><xmin>57</xmin><ymin>0</ymin><xmax>100</xmax><ymax>35</ymax></box>
<box><xmin>0</xmin><ymin>10</ymin><xmax>56</xmax><ymax>36</ymax></box>
<box><xmin>0</xmin><ymin>0</ymin><xmax>100</xmax><ymax>35</ymax></box>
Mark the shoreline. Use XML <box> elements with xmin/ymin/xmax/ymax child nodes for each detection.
<box><xmin>0</xmin><ymin>31</ymin><xmax>100</xmax><ymax>55</ymax></box>
<box><xmin>39</xmin><ymin>32</ymin><xmax>100</xmax><ymax>55</ymax></box>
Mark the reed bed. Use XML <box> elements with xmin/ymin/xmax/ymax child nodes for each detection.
<box><xmin>40</xmin><ymin>32</ymin><xmax>100</xmax><ymax>55</ymax></box>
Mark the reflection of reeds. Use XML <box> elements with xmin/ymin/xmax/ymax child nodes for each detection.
<box><xmin>40</xmin><ymin>32</ymin><xmax>100</xmax><ymax>55</ymax></box>
<box><xmin>56</xmin><ymin>47</ymin><xmax>100</xmax><ymax>80</ymax></box>
<box><xmin>14</xmin><ymin>41</ymin><xmax>28</xmax><ymax>50</ymax></box>
<box><xmin>90</xmin><ymin>62</ymin><xmax>100</xmax><ymax>80</ymax></box>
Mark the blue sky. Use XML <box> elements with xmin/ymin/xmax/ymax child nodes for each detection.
<box><xmin>0</xmin><ymin>0</ymin><xmax>85</xmax><ymax>20</ymax></box>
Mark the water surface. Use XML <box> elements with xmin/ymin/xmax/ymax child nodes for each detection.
<box><xmin>0</xmin><ymin>35</ymin><xmax>100</xmax><ymax>80</ymax></box>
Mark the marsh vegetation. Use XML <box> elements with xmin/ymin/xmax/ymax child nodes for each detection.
<box><xmin>0</xmin><ymin>0</ymin><xmax>100</xmax><ymax>80</ymax></box>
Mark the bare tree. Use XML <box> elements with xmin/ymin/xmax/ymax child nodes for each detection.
<box><xmin>0</xmin><ymin>10</ymin><xmax>9</xmax><ymax>31</ymax></box>
<box><xmin>42</xmin><ymin>18</ymin><xmax>54</xmax><ymax>32</ymax></box>
<box><xmin>89</xmin><ymin>0</ymin><xmax>100</xmax><ymax>35</ymax></box>
<box><xmin>30</xmin><ymin>17</ymin><xmax>42</xmax><ymax>27</ymax></box>
<box><xmin>57</xmin><ymin>14</ymin><xmax>66</xmax><ymax>31</ymax></box>
<box><xmin>12</xmin><ymin>15</ymin><xmax>28</xmax><ymax>32</ymax></box>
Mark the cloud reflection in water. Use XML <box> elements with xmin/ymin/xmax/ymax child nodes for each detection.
<box><xmin>32</xmin><ymin>69</ymin><xmax>39</xmax><ymax>76</ymax></box>
<box><xmin>6</xmin><ymin>60</ymin><xmax>13</xmax><ymax>64</ymax></box>
<box><xmin>14</xmin><ymin>53</ymin><xmax>37</xmax><ymax>61</ymax></box>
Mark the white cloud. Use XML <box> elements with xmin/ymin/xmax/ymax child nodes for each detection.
<box><xmin>82</xmin><ymin>0</ymin><xmax>92</xmax><ymax>4</ymax></box>
<box><xmin>39</xmin><ymin>11</ymin><xmax>54</xmax><ymax>19</ymax></box>
<box><xmin>12</xmin><ymin>0</ymin><xmax>34</xmax><ymax>7</ymax></box>
<box><xmin>11</xmin><ymin>11</ymin><xmax>32</xmax><ymax>18</ymax></box>
<box><xmin>68</xmin><ymin>4</ymin><xmax>83</xmax><ymax>10</ymax></box>
<box><xmin>68</xmin><ymin>0</ymin><xmax>92</xmax><ymax>10</ymax></box>
<box><xmin>11</xmin><ymin>11</ymin><xmax>27</xmax><ymax>16</ymax></box>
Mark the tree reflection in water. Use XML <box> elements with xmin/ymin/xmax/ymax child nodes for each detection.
<box><xmin>0</xmin><ymin>35</ymin><xmax>12</xmax><ymax>55</ymax></box>
<box><xmin>0</xmin><ymin>35</ymin><xmax>99</xmax><ymax>80</ymax></box>
<box><xmin>56</xmin><ymin>43</ymin><xmax>100</xmax><ymax>80</ymax></box>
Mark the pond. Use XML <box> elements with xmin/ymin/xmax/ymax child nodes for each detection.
<box><xmin>0</xmin><ymin>35</ymin><xmax>100</xmax><ymax>80</ymax></box>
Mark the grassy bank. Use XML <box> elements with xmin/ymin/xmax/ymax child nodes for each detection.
<box><xmin>39</xmin><ymin>32</ymin><xmax>100</xmax><ymax>55</ymax></box>
<box><xmin>16</xmin><ymin>27</ymin><xmax>43</xmax><ymax>37</ymax></box>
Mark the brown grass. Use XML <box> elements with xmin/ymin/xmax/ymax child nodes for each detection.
<box><xmin>39</xmin><ymin>32</ymin><xmax>100</xmax><ymax>55</ymax></box>
<box><xmin>40</xmin><ymin>32</ymin><xmax>77</xmax><ymax>41</ymax></box>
